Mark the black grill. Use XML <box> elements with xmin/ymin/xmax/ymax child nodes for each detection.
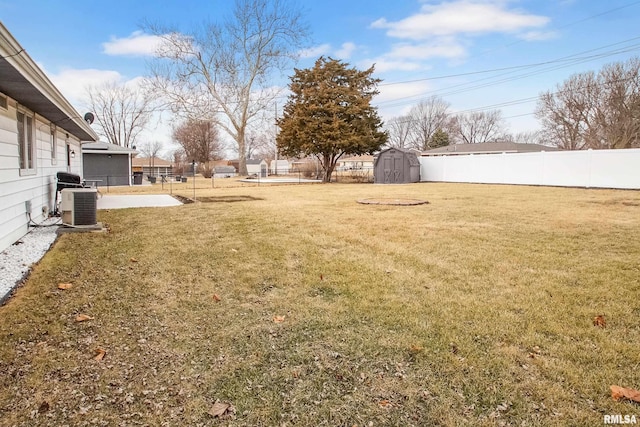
<box><xmin>54</xmin><ymin>172</ymin><xmax>85</xmax><ymax>215</ymax></box>
<box><xmin>56</xmin><ymin>172</ymin><xmax>83</xmax><ymax>192</ymax></box>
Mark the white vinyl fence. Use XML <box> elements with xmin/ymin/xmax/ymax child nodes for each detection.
<box><xmin>419</xmin><ymin>148</ymin><xmax>640</xmax><ymax>190</ymax></box>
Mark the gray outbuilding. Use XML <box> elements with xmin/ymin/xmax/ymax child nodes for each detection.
<box><xmin>214</xmin><ymin>165</ymin><xmax>237</xmax><ymax>178</ymax></box>
<box><xmin>82</xmin><ymin>142</ymin><xmax>138</xmax><ymax>187</ymax></box>
<box><xmin>374</xmin><ymin>147</ymin><xmax>420</xmax><ymax>184</ymax></box>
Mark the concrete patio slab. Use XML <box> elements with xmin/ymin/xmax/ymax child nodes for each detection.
<box><xmin>97</xmin><ymin>195</ymin><xmax>182</xmax><ymax>210</ymax></box>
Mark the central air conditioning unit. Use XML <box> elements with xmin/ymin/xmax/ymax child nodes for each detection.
<box><xmin>60</xmin><ymin>188</ymin><xmax>98</xmax><ymax>226</ymax></box>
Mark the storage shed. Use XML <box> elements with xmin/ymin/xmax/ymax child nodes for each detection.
<box><xmin>246</xmin><ymin>159</ymin><xmax>268</xmax><ymax>177</ymax></box>
<box><xmin>214</xmin><ymin>165</ymin><xmax>237</xmax><ymax>178</ymax></box>
<box><xmin>374</xmin><ymin>147</ymin><xmax>420</xmax><ymax>184</ymax></box>
<box><xmin>82</xmin><ymin>142</ymin><xmax>138</xmax><ymax>187</ymax></box>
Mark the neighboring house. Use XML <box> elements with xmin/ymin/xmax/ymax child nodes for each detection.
<box><xmin>0</xmin><ymin>23</ymin><xmax>98</xmax><ymax>252</ymax></box>
<box><xmin>132</xmin><ymin>156</ymin><xmax>173</xmax><ymax>178</ymax></box>
<box><xmin>422</xmin><ymin>142</ymin><xmax>557</xmax><ymax>156</ymax></box>
<box><xmin>270</xmin><ymin>159</ymin><xmax>290</xmax><ymax>175</ymax></box>
<box><xmin>337</xmin><ymin>154</ymin><xmax>374</xmax><ymax>171</ymax></box>
<box><xmin>82</xmin><ymin>142</ymin><xmax>138</xmax><ymax>187</ymax></box>
<box><xmin>246</xmin><ymin>159</ymin><xmax>268</xmax><ymax>177</ymax></box>
<box><xmin>290</xmin><ymin>157</ymin><xmax>320</xmax><ymax>173</ymax></box>
<box><xmin>213</xmin><ymin>165</ymin><xmax>237</xmax><ymax>178</ymax></box>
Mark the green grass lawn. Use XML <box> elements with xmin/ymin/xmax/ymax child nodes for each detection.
<box><xmin>1</xmin><ymin>182</ymin><xmax>639</xmax><ymax>426</ymax></box>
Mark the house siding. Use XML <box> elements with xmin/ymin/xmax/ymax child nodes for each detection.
<box><xmin>84</xmin><ymin>153</ymin><xmax>131</xmax><ymax>186</ymax></box>
<box><xmin>0</xmin><ymin>98</ymin><xmax>83</xmax><ymax>252</ymax></box>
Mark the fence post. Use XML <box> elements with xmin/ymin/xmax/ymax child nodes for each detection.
<box><xmin>587</xmin><ymin>149</ymin><xmax>593</xmax><ymax>188</ymax></box>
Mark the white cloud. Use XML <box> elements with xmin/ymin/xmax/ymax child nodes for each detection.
<box><xmin>386</xmin><ymin>38</ymin><xmax>467</xmax><ymax>60</ymax></box>
<box><xmin>336</xmin><ymin>42</ymin><xmax>357</xmax><ymax>59</ymax></box>
<box><xmin>375</xmin><ymin>80</ymin><xmax>433</xmax><ymax>119</ymax></box>
<box><xmin>102</xmin><ymin>31</ymin><xmax>165</xmax><ymax>56</ymax></box>
<box><xmin>518</xmin><ymin>30</ymin><xmax>559</xmax><ymax>41</ymax></box>
<box><xmin>47</xmin><ymin>68</ymin><xmax>124</xmax><ymax>105</ymax></box>
<box><xmin>377</xmin><ymin>80</ymin><xmax>432</xmax><ymax>104</ymax></box>
<box><xmin>371</xmin><ymin>1</ymin><xmax>549</xmax><ymax>39</ymax></box>
<box><xmin>299</xmin><ymin>43</ymin><xmax>331</xmax><ymax>59</ymax></box>
<box><xmin>365</xmin><ymin>59</ymin><xmax>425</xmax><ymax>74</ymax></box>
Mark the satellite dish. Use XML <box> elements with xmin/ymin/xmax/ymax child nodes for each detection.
<box><xmin>83</xmin><ymin>112</ymin><xmax>95</xmax><ymax>125</ymax></box>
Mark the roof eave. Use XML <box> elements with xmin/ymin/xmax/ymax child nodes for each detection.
<box><xmin>0</xmin><ymin>23</ymin><xmax>98</xmax><ymax>142</ymax></box>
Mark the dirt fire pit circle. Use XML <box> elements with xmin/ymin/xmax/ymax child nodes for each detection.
<box><xmin>357</xmin><ymin>198</ymin><xmax>429</xmax><ymax>206</ymax></box>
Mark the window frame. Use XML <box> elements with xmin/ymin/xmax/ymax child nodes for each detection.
<box><xmin>17</xmin><ymin>108</ymin><xmax>36</xmax><ymax>175</ymax></box>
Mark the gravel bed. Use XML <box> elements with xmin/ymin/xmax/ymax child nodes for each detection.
<box><xmin>0</xmin><ymin>217</ymin><xmax>61</xmax><ymax>304</ymax></box>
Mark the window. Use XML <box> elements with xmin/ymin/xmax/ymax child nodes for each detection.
<box><xmin>0</xmin><ymin>93</ymin><xmax>7</xmax><ymax>110</ymax></box>
<box><xmin>50</xmin><ymin>124</ymin><xmax>57</xmax><ymax>164</ymax></box>
<box><xmin>17</xmin><ymin>111</ymin><xmax>35</xmax><ymax>172</ymax></box>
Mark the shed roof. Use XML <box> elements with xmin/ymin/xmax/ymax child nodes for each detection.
<box><xmin>246</xmin><ymin>159</ymin><xmax>265</xmax><ymax>165</ymax></box>
<box><xmin>82</xmin><ymin>141</ymin><xmax>138</xmax><ymax>154</ymax></box>
<box><xmin>0</xmin><ymin>23</ymin><xmax>97</xmax><ymax>142</ymax></box>
<box><xmin>374</xmin><ymin>147</ymin><xmax>420</xmax><ymax>168</ymax></box>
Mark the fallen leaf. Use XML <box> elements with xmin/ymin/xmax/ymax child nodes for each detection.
<box><xmin>38</xmin><ymin>401</ymin><xmax>50</xmax><ymax>413</ymax></box>
<box><xmin>450</xmin><ymin>343</ymin><xmax>459</xmax><ymax>354</ymax></box>
<box><xmin>593</xmin><ymin>315</ymin><xmax>606</xmax><ymax>327</ymax></box>
<box><xmin>611</xmin><ymin>385</ymin><xmax>640</xmax><ymax>403</ymax></box>
<box><xmin>208</xmin><ymin>401</ymin><xmax>230</xmax><ymax>417</ymax></box>
<box><xmin>273</xmin><ymin>315</ymin><xmax>286</xmax><ymax>323</ymax></box>
<box><xmin>213</xmin><ymin>294</ymin><xmax>221</xmax><ymax>302</ymax></box>
<box><xmin>57</xmin><ymin>283</ymin><xmax>73</xmax><ymax>290</ymax></box>
<box><xmin>94</xmin><ymin>348</ymin><xmax>107</xmax><ymax>361</ymax></box>
<box><xmin>320</xmin><ymin>274</ymin><xmax>323</xmax><ymax>281</ymax></box>
<box><xmin>75</xmin><ymin>314</ymin><xmax>94</xmax><ymax>322</ymax></box>
<box><xmin>231</xmin><ymin>248</ymin><xmax>238</xmax><ymax>253</ymax></box>
<box><xmin>378</xmin><ymin>399</ymin><xmax>392</xmax><ymax>408</ymax></box>
<box><xmin>130</xmin><ymin>257</ymin><xmax>138</xmax><ymax>263</ymax></box>
<box><xmin>409</xmin><ymin>344</ymin><xmax>424</xmax><ymax>353</ymax></box>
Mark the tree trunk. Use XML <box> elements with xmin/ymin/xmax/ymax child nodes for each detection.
<box><xmin>237</xmin><ymin>128</ymin><xmax>247</xmax><ymax>175</ymax></box>
<box><xmin>322</xmin><ymin>153</ymin><xmax>335</xmax><ymax>183</ymax></box>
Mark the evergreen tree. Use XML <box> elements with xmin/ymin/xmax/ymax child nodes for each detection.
<box><xmin>277</xmin><ymin>57</ymin><xmax>388</xmax><ymax>182</ymax></box>
<box><xmin>430</xmin><ymin>128</ymin><xmax>450</xmax><ymax>148</ymax></box>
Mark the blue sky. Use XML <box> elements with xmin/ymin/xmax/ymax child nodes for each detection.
<box><xmin>2</xmin><ymin>0</ymin><xmax>640</xmax><ymax>150</ymax></box>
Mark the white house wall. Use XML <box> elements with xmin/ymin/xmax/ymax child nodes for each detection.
<box><xmin>0</xmin><ymin>98</ymin><xmax>83</xmax><ymax>252</ymax></box>
<box><xmin>419</xmin><ymin>149</ymin><xmax>640</xmax><ymax>189</ymax></box>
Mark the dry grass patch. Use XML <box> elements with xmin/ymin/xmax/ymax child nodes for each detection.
<box><xmin>1</xmin><ymin>183</ymin><xmax>639</xmax><ymax>426</ymax></box>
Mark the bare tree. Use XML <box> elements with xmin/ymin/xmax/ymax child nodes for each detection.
<box><xmin>138</xmin><ymin>140</ymin><xmax>163</xmax><ymax>158</ymax></box>
<box><xmin>504</xmin><ymin>130</ymin><xmax>544</xmax><ymax>145</ymax></box>
<box><xmin>137</xmin><ymin>140</ymin><xmax>164</xmax><ymax>176</ymax></box>
<box><xmin>85</xmin><ymin>81</ymin><xmax>156</xmax><ymax>148</ymax></box>
<box><xmin>450</xmin><ymin>110</ymin><xmax>505</xmax><ymax>144</ymax></box>
<box><xmin>407</xmin><ymin>96</ymin><xmax>451</xmax><ymax>150</ymax></box>
<box><xmin>172</xmin><ymin>119</ymin><xmax>224</xmax><ymax>177</ymax></box>
<box><xmin>593</xmin><ymin>58</ymin><xmax>640</xmax><ymax>149</ymax></box>
<box><xmin>386</xmin><ymin>115</ymin><xmax>413</xmax><ymax>149</ymax></box>
<box><xmin>245</xmin><ymin>130</ymin><xmax>275</xmax><ymax>162</ymax></box>
<box><xmin>170</xmin><ymin>149</ymin><xmax>187</xmax><ymax>174</ymax></box>
<box><xmin>536</xmin><ymin>57</ymin><xmax>640</xmax><ymax>150</ymax></box>
<box><xmin>147</xmin><ymin>0</ymin><xmax>309</xmax><ymax>175</ymax></box>
<box><xmin>536</xmin><ymin>72</ymin><xmax>595</xmax><ymax>150</ymax></box>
